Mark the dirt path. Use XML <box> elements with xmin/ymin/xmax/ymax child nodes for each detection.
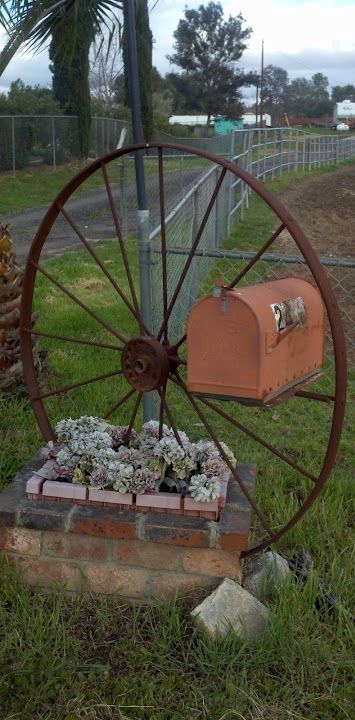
<box><xmin>276</xmin><ymin>163</ymin><xmax>355</xmax><ymax>259</ymax></box>
<box><xmin>2</xmin><ymin>166</ymin><xmax>203</xmax><ymax>264</ymax></box>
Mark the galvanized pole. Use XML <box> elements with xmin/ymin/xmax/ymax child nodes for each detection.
<box><xmin>12</xmin><ymin>116</ymin><xmax>16</xmax><ymax>177</ymax></box>
<box><xmin>125</xmin><ymin>0</ymin><xmax>156</xmax><ymax>421</ymax></box>
<box><xmin>260</xmin><ymin>39</ymin><xmax>264</xmax><ymax>129</ymax></box>
<box><xmin>52</xmin><ymin>117</ymin><xmax>56</xmax><ymax>170</ymax></box>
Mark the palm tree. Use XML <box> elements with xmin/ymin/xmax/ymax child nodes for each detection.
<box><xmin>0</xmin><ymin>223</ymin><xmax>43</xmax><ymax>395</ymax></box>
<box><xmin>0</xmin><ymin>1</ymin><xmax>153</xmax><ymax>156</ymax></box>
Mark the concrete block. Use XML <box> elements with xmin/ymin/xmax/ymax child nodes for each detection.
<box><xmin>243</xmin><ymin>551</ymin><xmax>290</xmax><ymax>600</ymax></box>
<box><xmin>191</xmin><ymin>577</ymin><xmax>269</xmax><ymax>641</ymax></box>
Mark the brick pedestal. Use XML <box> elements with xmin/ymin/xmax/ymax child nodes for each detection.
<box><xmin>0</xmin><ymin>459</ymin><xmax>256</xmax><ymax>599</ymax></box>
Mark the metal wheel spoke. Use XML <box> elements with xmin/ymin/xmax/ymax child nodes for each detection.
<box><xmin>104</xmin><ymin>387</ymin><xmax>136</xmax><ymax>420</ymax></box>
<box><xmin>32</xmin><ymin>369</ymin><xmax>123</xmax><ymax>401</ymax></box>
<box><xmin>57</xmin><ymin>202</ymin><xmax>144</xmax><ymax>330</ymax></box>
<box><xmin>158</xmin><ymin>147</ymin><xmax>169</xmax><ymax>342</ymax></box>
<box><xmin>173</xmin><ymin>333</ymin><xmax>187</xmax><ymax>351</ymax></box>
<box><xmin>171</xmin><ymin>372</ymin><xmax>275</xmax><ymax>538</ymax></box>
<box><xmin>101</xmin><ymin>163</ymin><xmax>148</xmax><ymax>335</ymax></box>
<box><xmin>157</xmin><ymin>167</ymin><xmax>227</xmax><ymax>342</ymax></box>
<box><xmin>199</xmin><ymin>396</ymin><xmax>318</xmax><ymax>484</ymax></box>
<box><xmin>33</xmin><ymin>263</ymin><xmax>127</xmax><ymax>344</ymax></box>
<box><xmin>23</xmin><ymin>328</ymin><xmax>124</xmax><ymax>352</ymax></box>
<box><xmin>228</xmin><ymin>223</ymin><xmax>286</xmax><ymax>288</ymax></box>
<box><xmin>295</xmin><ymin>390</ymin><xmax>335</xmax><ymax>403</ymax></box>
<box><xmin>157</xmin><ymin>385</ymin><xmax>184</xmax><ymax>447</ymax></box>
<box><xmin>159</xmin><ymin>382</ymin><xmax>167</xmax><ymax>439</ymax></box>
<box><xmin>124</xmin><ymin>392</ymin><xmax>142</xmax><ymax>443</ymax></box>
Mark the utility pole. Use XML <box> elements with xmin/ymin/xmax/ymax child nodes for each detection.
<box><xmin>260</xmin><ymin>39</ymin><xmax>264</xmax><ymax>129</ymax></box>
<box><xmin>255</xmin><ymin>79</ymin><xmax>259</xmax><ymax>128</ymax></box>
<box><xmin>125</xmin><ymin>0</ymin><xmax>156</xmax><ymax>421</ymax></box>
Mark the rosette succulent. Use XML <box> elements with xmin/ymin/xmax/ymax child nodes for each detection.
<box><xmin>44</xmin><ymin>414</ymin><xmax>234</xmax><ymax>501</ymax></box>
<box><xmin>189</xmin><ymin>474</ymin><xmax>221</xmax><ymax>502</ymax></box>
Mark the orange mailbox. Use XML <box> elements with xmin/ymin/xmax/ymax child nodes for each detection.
<box><xmin>187</xmin><ymin>278</ymin><xmax>325</xmax><ymax>405</ymax></box>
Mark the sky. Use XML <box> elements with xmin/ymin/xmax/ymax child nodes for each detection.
<box><xmin>0</xmin><ymin>0</ymin><xmax>354</xmax><ymax>100</ymax></box>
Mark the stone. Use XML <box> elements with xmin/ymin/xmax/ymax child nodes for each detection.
<box><xmin>243</xmin><ymin>551</ymin><xmax>290</xmax><ymax>600</ymax></box>
<box><xmin>191</xmin><ymin>577</ymin><xmax>269</xmax><ymax>640</ymax></box>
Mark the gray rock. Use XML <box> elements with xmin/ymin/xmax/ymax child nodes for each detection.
<box><xmin>243</xmin><ymin>551</ymin><xmax>290</xmax><ymax>600</ymax></box>
<box><xmin>191</xmin><ymin>578</ymin><xmax>269</xmax><ymax>641</ymax></box>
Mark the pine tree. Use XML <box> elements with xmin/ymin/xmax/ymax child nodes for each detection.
<box><xmin>49</xmin><ymin>6</ymin><xmax>94</xmax><ymax>159</ymax></box>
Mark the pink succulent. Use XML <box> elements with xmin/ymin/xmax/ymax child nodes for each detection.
<box><xmin>52</xmin><ymin>463</ymin><xmax>73</xmax><ymax>481</ymax></box>
<box><xmin>90</xmin><ymin>467</ymin><xmax>109</xmax><ymax>487</ymax></box>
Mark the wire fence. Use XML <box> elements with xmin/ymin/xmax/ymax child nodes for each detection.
<box><xmin>1</xmin><ymin>115</ymin><xmax>354</xmax><ymax>367</ymax></box>
<box><xmin>0</xmin><ymin>115</ymin><xmax>132</xmax><ymax>174</ymax></box>
<box><xmin>146</xmin><ymin>129</ymin><xmax>355</xmax><ymax>369</ymax></box>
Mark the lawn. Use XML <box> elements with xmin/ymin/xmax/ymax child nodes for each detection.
<box><xmin>0</xmin><ymin>163</ymin><xmax>354</xmax><ymax>719</ymax></box>
<box><xmin>0</xmin><ymin>155</ymin><xmax>208</xmax><ymax>214</ymax></box>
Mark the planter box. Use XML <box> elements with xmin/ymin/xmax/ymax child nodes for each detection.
<box><xmin>183</xmin><ymin>495</ymin><xmax>219</xmax><ymax>520</ymax></box>
<box><xmin>88</xmin><ymin>488</ymin><xmax>133</xmax><ymax>508</ymax></box>
<box><xmin>26</xmin><ymin>464</ymin><xmax>231</xmax><ymax>520</ymax></box>
<box><xmin>135</xmin><ymin>491</ymin><xmax>182</xmax><ymax>513</ymax></box>
<box><xmin>26</xmin><ymin>474</ymin><xmax>46</xmax><ymax>500</ymax></box>
<box><xmin>42</xmin><ymin>481</ymin><xmax>87</xmax><ymax>503</ymax></box>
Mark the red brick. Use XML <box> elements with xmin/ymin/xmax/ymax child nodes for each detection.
<box><xmin>42</xmin><ymin>531</ymin><xmax>109</xmax><ymax>561</ymax></box>
<box><xmin>0</xmin><ymin>527</ymin><xmax>41</xmax><ymax>556</ymax></box>
<box><xmin>112</xmin><ymin>539</ymin><xmax>181</xmax><ymax>570</ymax></box>
<box><xmin>9</xmin><ymin>556</ymin><xmax>81</xmax><ymax>591</ymax></box>
<box><xmin>150</xmin><ymin>572</ymin><xmax>217</xmax><ymax>600</ymax></box>
<box><xmin>84</xmin><ymin>563</ymin><xmax>149</xmax><ymax>597</ymax></box>
<box><xmin>182</xmin><ymin>547</ymin><xmax>240</xmax><ymax>578</ymax></box>
<box><xmin>73</xmin><ymin>517</ymin><xmax>135</xmax><ymax>540</ymax></box>
<box><xmin>217</xmin><ymin>508</ymin><xmax>251</xmax><ymax>551</ymax></box>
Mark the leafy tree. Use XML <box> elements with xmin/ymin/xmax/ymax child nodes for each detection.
<box><xmin>262</xmin><ymin>65</ymin><xmax>289</xmax><ymax>125</ymax></box>
<box><xmin>285</xmin><ymin>73</ymin><xmax>332</xmax><ymax>118</ymax></box>
<box><xmin>0</xmin><ymin>1</ymin><xmax>154</xmax><ymax>152</ymax></box>
<box><xmin>331</xmin><ymin>84</ymin><xmax>355</xmax><ymax>103</ymax></box>
<box><xmin>168</xmin><ymin>2</ymin><xmax>255</xmax><ymax>122</ymax></box>
<box><xmin>0</xmin><ymin>78</ymin><xmax>59</xmax><ymax>114</ymax></box>
<box><xmin>151</xmin><ymin>68</ymin><xmax>173</xmax><ymax>116</ymax></box>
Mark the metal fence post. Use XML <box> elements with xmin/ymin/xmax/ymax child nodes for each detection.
<box><xmin>52</xmin><ymin>117</ymin><xmax>56</xmax><ymax>170</ymax></box>
<box><xmin>227</xmin><ymin>130</ymin><xmax>234</xmax><ymax>235</ymax></box>
<box><xmin>138</xmin><ymin>207</ymin><xmax>159</xmax><ymax>418</ymax></box>
<box><xmin>119</xmin><ymin>156</ymin><xmax>127</xmax><ymax>236</ymax></box>
<box><xmin>214</xmin><ymin>165</ymin><xmax>220</xmax><ymax>247</ymax></box>
<box><xmin>12</xmin><ymin>116</ymin><xmax>16</xmax><ymax>177</ymax></box>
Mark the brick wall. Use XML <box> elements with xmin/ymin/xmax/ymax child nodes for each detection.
<box><xmin>0</xmin><ymin>460</ymin><xmax>256</xmax><ymax>600</ymax></box>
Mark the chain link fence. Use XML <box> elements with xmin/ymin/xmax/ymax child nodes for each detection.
<box><xmin>0</xmin><ymin>115</ymin><xmax>132</xmax><ymax>174</ymax></box>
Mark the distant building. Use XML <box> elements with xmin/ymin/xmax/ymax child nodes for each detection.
<box><xmin>214</xmin><ymin>117</ymin><xmax>243</xmax><ymax>134</ymax></box>
<box><xmin>242</xmin><ymin>113</ymin><xmax>272</xmax><ymax>128</ymax></box>
<box><xmin>168</xmin><ymin>113</ymin><xmax>272</xmax><ymax>132</ymax></box>
<box><xmin>333</xmin><ymin>100</ymin><xmax>355</xmax><ymax>125</ymax></box>
<box><xmin>169</xmin><ymin>115</ymin><xmax>212</xmax><ymax>126</ymax></box>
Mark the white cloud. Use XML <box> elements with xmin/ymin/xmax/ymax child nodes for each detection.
<box><xmin>0</xmin><ymin>1</ymin><xmax>354</xmax><ymax>93</ymax></box>
<box><xmin>150</xmin><ymin>0</ymin><xmax>355</xmax><ymax>85</ymax></box>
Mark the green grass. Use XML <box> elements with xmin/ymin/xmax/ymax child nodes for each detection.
<box><xmin>0</xmin><ymin>563</ymin><xmax>353</xmax><ymax>720</ymax></box>
<box><xmin>0</xmin><ymin>156</ymin><xmax>207</xmax><ymax>214</ymax></box>
<box><xmin>0</xmin><ymin>162</ymin><xmax>354</xmax><ymax>719</ymax></box>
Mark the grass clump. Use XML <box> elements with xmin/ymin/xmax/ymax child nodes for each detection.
<box><xmin>0</xmin><ymin>561</ymin><xmax>354</xmax><ymax>719</ymax></box>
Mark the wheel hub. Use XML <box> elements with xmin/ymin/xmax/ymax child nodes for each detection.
<box><xmin>121</xmin><ymin>337</ymin><xmax>170</xmax><ymax>391</ymax></box>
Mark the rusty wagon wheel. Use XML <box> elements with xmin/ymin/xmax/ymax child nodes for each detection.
<box><xmin>20</xmin><ymin>142</ymin><xmax>347</xmax><ymax>557</ymax></box>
